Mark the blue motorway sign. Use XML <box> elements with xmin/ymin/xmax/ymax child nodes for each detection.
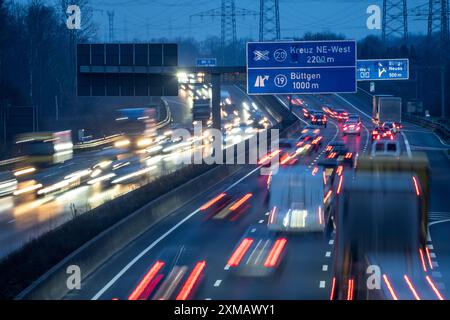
<box><xmin>196</xmin><ymin>58</ymin><xmax>217</xmax><ymax>67</ymax></box>
<box><xmin>356</xmin><ymin>59</ymin><xmax>409</xmax><ymax>81</ymax></box>
<box><xmin>247</xmin><ymin>40</ymin><xmax>357</xmax><ymax>95</ymax></box>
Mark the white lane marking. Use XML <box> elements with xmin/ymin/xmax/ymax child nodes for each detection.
<box><xmin>428</xmin><ymin>244</ymin><xmax>434</xmax><ymax>250</ymax></box>
<box><xmin>265</xmin><ymin>212</ymin><xmax>270</xmax><ymax>216</ymax></box>
<box><xmin>7</xmin><ymin>219</ymin><xmax>16</xmax><ymax>224</ymax></box>
<box><xmin>322</xmin><ymin>265</ymin><xmax>328</xmax><ymax>271</ymax></box>
<box><xmin>224</xmin><ymin>265</ymin><xmax>230</xmax><ymax>271</ymax></box>
<box><xmin>92</xmin><ymin>165</ymin><xmax>263</xmax><ymax>300</ymax></box>
<box><xmin>401</xmin><ymin>132</ymin><xmax>412</xmax><ymax>158</ymax></box>
<box><xmin>258</xmin><ymin>220</ymin><xmax>265</xmax><ymax>224</ymax></box>
<box><xmin>432</xmin><ymin>261</ymin><xmax>439</xmax><ymax>267</ymax></box>
<box><xmin>214</xmin><ymin>280</ymin><xmax>222</xmax><ymax>287</ymax></box>
<box><xmin>328</xmin><ymin>240</ymin><xmax>334</xmax><ymax>245</ymax></box>
<box><xmin>319</xmin><ymin>281</ymin><xmax>326</xmax><ymax>288</ymax></box>
<box><xmin>251</xmin><ymin>228</ymin><xmax>257</xmax><ymax>233</ymax></box>
<box><xmin>325</xmin><ymin>251</ymin><xmax>331</xmax><ymax>257</ymax></box>
<box><xmin>430</xmin><ymin>252</ymin><xmax>437</xmax><ymax>258</ymax></box>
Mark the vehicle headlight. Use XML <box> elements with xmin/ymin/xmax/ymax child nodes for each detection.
<box><xmin>114</xmin><ymin>139</ymin><xmax>131</xmax><ymax>148</ymax></box>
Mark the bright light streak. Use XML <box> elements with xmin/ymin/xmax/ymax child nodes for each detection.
<box><xmin>200</xmin><ymin>193</ymin><xmax>226</xmax><ymax>211</ymax></box>
<box><xmin>128</xmin><ymin>261</ymin><xmax>165</xmax><ymax>300</ymax></box>
<box><xmin>330</xmin><ymin>277</ymin><xmax>336</xmax><ymax>300</ymax></box>
<box><xmin>111</xmin><ymin>166</ymin><xmax>156</xmax><ymax>184</ymax></box>
<box><xmin>383</xmin><ymin>274</ymin><xmax>398</xmax><ymax>300</ymax></box>
<box><xmin>37</xmin><ymin>179</ymin><xmax>73</xmax><ymax>195</ymax></box>
<box><xmin>419</xmin><ymin>248</ymin><xmax>427</xmax><ymax>272</ymax></box>
<box><xmin>425</xmin><ymin>275</ymin><xmax>444</xmax><ymax>300</ymax></box>
<box><xmin>337</xmin><ymin>176</ymin><xmax>344</xmax><ymax>195</ymax></box>
<box><xmin>14</xmin><ymin>167</ymin><xmax>36</xmax><ymax>176</ymax></box>
<box><xmin>404</xmin><ymin>275</ymin><xmax>421</xmax><ymax>300</ymax></box>
<box><xmin>176</xmin><ymin>261</ymin><xmax>206</xmax><ymax>301</ymax></box>
<box><xmin>54</xmin><ymin>142</ymin><xmax>73</xmax><ymax>152</ymax></box>
<box><xmin>13</xmin><ymin>183</ymin><xmax>43</xmax><ymax>196</ymax></box>
<box><xmin>65</xmin><ymin>169</ymin><xmax>92</xmax><ymax>180</ymax></box>
<box><xmin>227</xmin><ymin>238</ymin><xmax>253</xmax><ymax>267</ymax></box>
<box><xmin>137</xmin><ymin>138</ymin><xmax>153</xmax><ymax>148</ymax></box>
<box><xmin>347</xmin><ymin>279</ymin><xmax>354</xmax><ymax>300</ymax></box>
<box><xmin>96</xmin><ymin>160</ymin><xmax>112</xmax><ymax>169</ymax></box>
<box><xmin>88</xmin><ymin>173</ymin><xmax>116</xmax><ymax>185</ymax></box>
<box><xmin>323</xmin><ymin>190</ymin><xmax>333</xmax><ymax>204</ymax></box>
<box><xmin>264</xmin><ymin>238</ymin><xmax>287</xmax><ymax>268</ymax></box>
<box><xmin>229</xmin><ymin>193</ymin><xmax>253</xmax><ymax>211</ymax></box>
<box><xmin>114</xmin><ymin>139</ymin><xmax>131</xmax><ymax>148</ymax></box>
<box><xmin>412</xmin><ymin>176</ymin><xmax>421</xmax><ymax>196</ymax></box>
<box><xmin>425</xmin><ymin>247</ymin><xmax>433</xmax><ymax>270</ymax></box>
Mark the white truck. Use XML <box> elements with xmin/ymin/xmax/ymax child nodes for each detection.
<box><xmin>372</xmin><ymin>95</ymin><xmax>402</xmax><ymax>127</ymax></box>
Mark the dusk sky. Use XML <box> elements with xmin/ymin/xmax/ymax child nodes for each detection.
<box><xmin>16</xmin><ymin>0</ymin><xmax>429</xmax><ymax>41</ymax></box>
<box><xmin>89</xmin><ymin>0</ymin><xmax>427</xmax><ymax>41</ymax></box>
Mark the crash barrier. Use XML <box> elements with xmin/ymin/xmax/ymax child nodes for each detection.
<box><xmin>14</xmin><ymin>96</ymin><xmax>298</xmax><ymax>300</ymax></box>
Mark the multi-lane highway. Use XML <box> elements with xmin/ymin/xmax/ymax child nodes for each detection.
<box><xmin>58</xmin><ymin>88</ymin><xmax>449</xmax><ymax>301</ymax></box>
<box><xmin>0</xmin><ymin>85</ymin><xmax>273</xmax><ymax>258</ymax></box>
<box><xmin>1</xmin><ymin>84</ymin><xmax>448</xmax><ymax>300</ymax></box>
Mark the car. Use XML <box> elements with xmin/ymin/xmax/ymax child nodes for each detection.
<box><xmin>297</xmin><ymin>131</ymin><xmax>323</xmax><ymax>153</ymax></box>
<box><xmin>301</xmin><ymin>125</ymin><xmax>321</xmax><ymax>136</ymax></box>
<box><xmin>325</xmin><ymin>140</ymin><xmax>346</xmax><ymax>155</ymax></box>
<box><xmin>334</xmin><ymin>109</ymin><xmax>349</xmax><ymax>122</ymax></box>
<box><xmin>267</xmin><ymin>165</ymin><xmax>326</xmax><ymax>233</ymax></box>
<box><xmin>310</xmin><ymin>111</ymin><xmax>327</xmax><ymax>127</ymax></box>
<box><xmin>278</xmin><ymin>138</ymin><xmax>301</xmax><ymax>165</ymax></box>
<box><xmin>371</xmin><ymin>140</ymin><xmax>401</xmax><ymax>158</ymax></box>
<box><xmin>128</xmin><ymin>246</ymin><xmax>206</xmax><ymax>300</ymax></box>
<box><xmin>382</xmin><ymin>121</ymin><xmax>400</xmax><ymax>134</ymax></box>
<box><xmin>326</xmin><ymin>146</ymin><xmax>355</xmax><ymax>167</ymax></box>
<box><xmin>227</xmin><ymin>225</ymin><xmax>287</xmax><ymax>277</ymax></box>
<box><xmin>371</xmin><ymin>125</ymin><xmax>395</xmax><ymax>142</ymax></box>
<box><xmin>342</xmin><ymin>119</ymin><xmax>361</xmax><ymax>136</ymax></box>
<box><xmin>322</xmin><ymin>104</ymin><xmax>335</xmax><ymax>117</ymax></box>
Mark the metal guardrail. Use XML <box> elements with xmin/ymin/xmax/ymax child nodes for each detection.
<box><xmin>0</xmin><ymin>102</ymin><xmax>173</xmax><ymax>168</ymax></box>
<box><xmin>403</xmin><ymin>114</ymin><xmax>450</xmax><ymax>144</ymax></box>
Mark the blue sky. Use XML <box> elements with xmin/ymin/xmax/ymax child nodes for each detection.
<box><xmin>15</xmin><ymin>0</ymin><xmax>429</xmax><ymax>41</ymax></box>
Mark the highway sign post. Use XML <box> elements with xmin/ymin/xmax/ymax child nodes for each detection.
<box><xmin>247</xmin><ymin>40</ymin><xmax>357</xmax><ymax>95</ymax></box>
<box><xmin>356</xmin><ymin>59</ymin><xmax>409</xmax><ymax>81</ymax></box>
<box><xmin>196</xmin><ymin>58</ymin><xmax>217</xmax><ymax>67</ymax></box>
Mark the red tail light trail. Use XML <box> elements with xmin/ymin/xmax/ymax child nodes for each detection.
<box><xmin>227</xmin><ymin>238</ymin><xmax>253</xmax><ymax>267</ymax></box>
<box><xmin>176</xmin><ymin>261</ymin><xmax>206</xmax><ymax>300</ymax></box>
<box><xmin>229</xmin><ymin>193</ymin><xmax>253</xmax><ymax>211</ymax></box>
<box><xmin>200</xmin><ymin>193</ymin><xmax>227</xmax><ymax>211</ymax></box>
<box><xmin>330</xmin><ymin>277</ymin><xmax>336</xmax><ymax>300</ymax></box>
<box><xmin>412</xmin><ymin>176</ymin><xmax>421</xmax><ymax>196</ymax></box>
<box><xmin>404</xmin><ymin>275</ymin><xmax>421</xmax><ymax>300</ymax></box>
<box><xmin>264</xmin><ymin>238</ymin><xmax>287</xmax><ymax>268</ymax></box>
<box><xmin>425</xmin><ymin>275</ymin><xmax>444</xmax><ymax>300</ymax></box>
<box><xmin>128</xmin><ymin>261</ymin><xmax>165</xmax><ymax>300</ymax></box>
<box><xmin>346</xmin><ymin>279</ymin><xmax>354</xmax><ymax>300</ymax></box>
<box><xmin>383</xmin><ymin>274</ymin><xmax>398</xmax><ymax>300</ymax></box>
